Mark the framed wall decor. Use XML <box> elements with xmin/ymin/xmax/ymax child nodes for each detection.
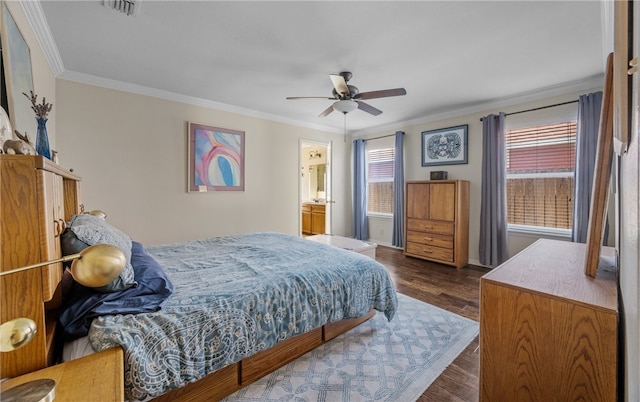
<box><xmin>188</xmin><ymin>122</ymin><xmax>245</xmax><ymax>192</ymax></box>
<box><xmin>1</xmin><ymin>3</ymin><xmax>35</xmax><ymax>138</ymax></box>
<box><xmin>421</xmin><ymin>124</ymin><xmax>468</xmax><ymax>166</ymax></box>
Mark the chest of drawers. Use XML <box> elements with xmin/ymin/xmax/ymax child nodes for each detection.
<box><xmin>404</xmin><ymin>180</ymin><xmax>469</xmax><ymax>267</ymax></box>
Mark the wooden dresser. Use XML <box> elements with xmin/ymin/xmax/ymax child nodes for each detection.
<box><xmin>479</xmin><ymin>239</ymin><xmax>618</xmax><ymax>401</ymax></box>
<box><xmin>404</xmin><ymin>180</ymin><xmax>469</xmax><ymax>268</ymax></box>
<box><xmin>0</xmin><ymin>155</ymin><xmax>82</xmax><ymax>378</ymax></box>
<box><xmin>302</xmin><ymin>202</ymin><xmax>325</xmax><ymax>235</ymax></box>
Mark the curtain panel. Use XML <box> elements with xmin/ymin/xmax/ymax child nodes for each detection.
<box><xmin>392</xmin><ymin>131</ymin><xmax>405</xmax><ymax>248</ymax></box>
<box><xmin>479</xmin><ymin>112</ymin><xmax>509</xmax><ymax>267</ymax></box>
<box><xmin>353</xmin><ymin>139</ymin><xmax>369</xmax><ymax>240</ymax></box>
<box><xmin>572</xmin><ymin>91</ymin><xmax>604</xmax><ymax>243</ymax></box>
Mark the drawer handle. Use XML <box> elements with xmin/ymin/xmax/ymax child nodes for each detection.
<box><xmin>54</xmin><ymin>220</ymin><xmax>63</xmax><ymax>237</ymax></box>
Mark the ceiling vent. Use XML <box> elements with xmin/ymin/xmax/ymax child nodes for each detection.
<box><xmin>103</xmin><ymin>0</ymin><xmax>140</xmax><ymax>17</ymax></box>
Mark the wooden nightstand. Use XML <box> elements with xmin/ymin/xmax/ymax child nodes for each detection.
<box><xmin>0</xmin><ymin>347</ymin><xmax>124</xmax><ymax>401</ymax></box>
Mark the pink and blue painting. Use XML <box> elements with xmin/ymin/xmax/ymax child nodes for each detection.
<box><xmin>188</xmin><ymin>123</ymin><xmax>245</xmax><ymax>192</ymax></box>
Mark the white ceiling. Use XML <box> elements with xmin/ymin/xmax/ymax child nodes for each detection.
<box><xmin>31</xmin><ymin>1</ymin><xmax>608</xmax><ymax>134</ymax></box>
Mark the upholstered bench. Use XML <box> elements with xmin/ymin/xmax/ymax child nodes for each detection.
<box><xmin>306</xmin><ymin>234</ymin><xmax>377</xmax><ymax>259</ymax></box>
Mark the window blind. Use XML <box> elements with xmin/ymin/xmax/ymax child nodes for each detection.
<box><xmin>367</xmin><ymin>148</ymin><xmax>395</xmax><ymax>214</ymax></box>
<box><xmin>506</xmin><ymin>121</ymin><xmax>577</xmax><ymax>230</ymax></box>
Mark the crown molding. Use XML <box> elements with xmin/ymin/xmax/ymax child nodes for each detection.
<box><xmin>356</xmin><ymin>74</ymin><xmax>604</xmax><ymax>136</ymax></box>
<box><xmin>21</xmin><ymin>0</ymin><xmax>606</xmax><ymax>138</ymax></box>
<box><xmin>59</xmin><ymin>70</ymin><xmax>604</xmax><ymax>139</ymax></box>
<box><xmin>20</xmin><ymin>0</ymin><xmax>64</xmax><ymax>76</ymax></box>
<box><xmin>19</xmin><ymin>0</ymin><xmax>339</xmax><ymax>134</ymax></box>
<box><xmin>57</xmin><ymin>70</ymin><xmax>342</xmax><ymax>134</ymax></box>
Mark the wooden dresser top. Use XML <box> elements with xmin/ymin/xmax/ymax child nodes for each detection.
<box><xmin>481</xmin><ymin>239</ymin><xmax>618</xmax><ymax>313</ymax></box>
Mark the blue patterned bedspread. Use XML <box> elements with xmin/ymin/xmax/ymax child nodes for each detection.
<box><xmin>87</xmin><ymin>232</ymin><xmax>398</xmax><ymax>401</ymax></box>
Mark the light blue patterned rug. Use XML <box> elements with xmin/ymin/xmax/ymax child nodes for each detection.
<box><xmin>223</xmin><ymin>293</ymin><xmax>479</xmax><ymax>402</ymax></box>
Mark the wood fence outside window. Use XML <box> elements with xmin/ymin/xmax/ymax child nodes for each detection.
<box><xmin>506</xmin><ymin>176</ymin><xmax>574</xmax><ymax>229</ymax></box>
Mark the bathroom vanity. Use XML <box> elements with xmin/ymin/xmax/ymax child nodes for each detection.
<box><xmin>302</xmin><ymin>202</ymin><xmax>325</xmax><ymax>235</ymax></box>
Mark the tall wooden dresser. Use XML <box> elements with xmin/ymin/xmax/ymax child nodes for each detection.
<box><xmin>480</xmin><ymin>239</ymin><xmax>618</xmax><ymax>401</ymax></box>
<box><xmin>404</xmin><ymin>180</ymin><xmax>469</xmax><ymax>268</ymax></box>
<box><xmin>0</xmin><ymin>155</ymin><xmax>82</xmax><ymax>378</ymax></box>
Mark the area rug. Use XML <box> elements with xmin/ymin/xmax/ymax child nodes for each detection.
<box><xmin>222</xmin><ymin>293</ymin><xmax>479</xmax><ymax>402</ymax></box>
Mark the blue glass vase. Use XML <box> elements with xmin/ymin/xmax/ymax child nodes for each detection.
<box><xmin>35</xmin><ymin>117</ymin><xmax>51</xmax><ymax>159</ymax></box>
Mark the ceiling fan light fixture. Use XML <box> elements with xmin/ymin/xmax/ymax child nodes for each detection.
<box><xmin>287</xmin><ymin>72</ymin><xmax>406</xmax><ymax>118</ymax></box>
<box><xmin>333</xmin><ymin>100</ymin><xmax>358</xmax><ymax>114</ymax></box>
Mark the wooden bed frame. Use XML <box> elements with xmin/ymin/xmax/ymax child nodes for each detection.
<box><xmin>0</xmin><ymin>155</ymin><xmax>376</xmax><ymax>401</ymax></box>
<box><xmin>153</xmin><ymin>310</ymin><xmax>376</xmax><ymax>401</ymax></box>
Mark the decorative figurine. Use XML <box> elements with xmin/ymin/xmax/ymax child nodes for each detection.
<box><xmin>2</xmin><ymin>130</ymin><xmax>36</xmax><ymax>155</ymax></box>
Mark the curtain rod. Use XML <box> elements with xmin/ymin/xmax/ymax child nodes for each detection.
<box><xmin>479</xmin><ymin>99</ymin><xmax>578</xmax><ymax>121</ymax></box>
<box><xmin>364</xmin><ymin>132</ymin><xmax>404</xmax><ymax>142</ymax></box>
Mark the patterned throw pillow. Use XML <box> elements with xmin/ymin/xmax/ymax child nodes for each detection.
<box><xmin>62</xmin><ymin>214</ymin><xmax>137</xmax><ymax>293</ymax></box>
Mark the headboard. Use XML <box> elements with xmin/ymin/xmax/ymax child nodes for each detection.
<box><xmin>0</xmin><ymin>155</ymin><xmax>82</xmax><ymax>378</ymax></box>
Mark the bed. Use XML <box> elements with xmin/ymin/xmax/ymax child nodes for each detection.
<box><xmin>0</xmin><ymin>156</ymin><xmax>397</xmax><ymax>401</ymax></box>
<box><xmin>57</xmin><ymin>217</ymin><xmax>398</xmax><ymax>401</ymax></box>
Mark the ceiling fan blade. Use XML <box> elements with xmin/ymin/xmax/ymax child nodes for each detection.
<box><xmin>286</xmin><ymin>96</ymin><xmax>335</xmax><ymax>100</ymax></box>
<box><xmin>355</xmin><ymin>88</ymin><xmax>407</xmax><ymax>100</ymax></box>
<box><xmin>356</xmin><ymin>101</ymin><xmax>383</xmax><ymax>116</ymax></box>
<box><xmin>330</xmin><ymin>74</ymin><xmax>350</xmax><ymax>98</ymax></box>
<box><xmin>318</xmin><ymin>104</ymin><xmax>334</xmax><ymax>117</ymax></box>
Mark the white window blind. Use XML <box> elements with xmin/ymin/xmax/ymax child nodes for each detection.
<box><xmin>505</xmin><ymin>121</ymin><xmax>577</xmax><ymax>230</ymax></box>
<box><xmin>367</xmin><ymin>148</ymin><xmax>395</xmax><ymax>215</ymax></box>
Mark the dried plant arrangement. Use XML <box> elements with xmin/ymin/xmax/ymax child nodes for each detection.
<box><xmin>23</xmin><ymin>90</ymin><xmax>53</xmax><ymax>118</ymax></box>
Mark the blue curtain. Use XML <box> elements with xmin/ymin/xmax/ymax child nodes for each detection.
<box><xmin>479</xmin><ymin>113</ymin><xmax>509</xmax><ymax>267</ymax></box>
<box><xmin>572</xmin><ymin>91</ymin><xmax>603</xmax><ymax>243</ymax></box>
<box><xmin>392</xmin><ymin>131</ymin><xmax>405</xmax><ymax>247</ymax></box>
<box><xmin>353</xmin><ymin>139</ymin><xmax>368</xmax><ymax>240</ymax></box>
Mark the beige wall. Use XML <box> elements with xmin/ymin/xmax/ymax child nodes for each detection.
<box><xmin>54</xmin><ymin>77</ymin><xmax>602</xmax><ymax>263</ymax></box>
<box><xmin>55</xmin><ymin>80</ymin><xmax>349</xmax><ymax>245</ymax></box>
<box><xmin>358</xmin><ymin>89</ymin><xmax>603</xmax><ymax>265</ymax></box>
<box><xmin>2</xmin><ymin>1</ymin><xmax>56</xmax><ymax>146</ymax></box>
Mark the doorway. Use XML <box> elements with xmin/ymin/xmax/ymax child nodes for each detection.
<box><xmin>300</xmin><ymin>139</ymin><xmax>332</xmax><ymax>236</ymax></box>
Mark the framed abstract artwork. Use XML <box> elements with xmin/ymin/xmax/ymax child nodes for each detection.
<box><xmin>188</xmin><ymin>123</ymin><xmax>245</xmax><ymax>192</ymax></box>
<box><xmin>421</xmin><ymin>124</ymin><xmax>468</xmax><ymax>166</ymax></box>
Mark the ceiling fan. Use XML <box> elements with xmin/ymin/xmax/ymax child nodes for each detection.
<box><xmin>286</xmin><ymin>71</ymin><xmax>406</xmax><ymax>117</ymax></box>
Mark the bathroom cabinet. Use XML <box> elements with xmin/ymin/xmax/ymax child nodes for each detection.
<box><xmin>302</xmin><ymin>203</ymin><xmax>325</xmax><ymax>235</ymax></box>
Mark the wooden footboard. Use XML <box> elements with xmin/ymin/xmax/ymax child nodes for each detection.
<box><xmin>152</xmin><ymin>310</ymin><xmax>376</xmax><ymax>402</ymax></box>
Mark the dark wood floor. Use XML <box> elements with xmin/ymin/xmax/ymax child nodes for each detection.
<box><xmin>374</xmin><ymin>245</ymin><xmax>489</xmax><ymax>402</ymax></box>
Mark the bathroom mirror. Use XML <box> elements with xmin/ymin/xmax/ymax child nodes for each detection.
<box><xmin>309</xmin><ymin>164</ymin><xmax>326</xmax><ymax>198</ymax></box>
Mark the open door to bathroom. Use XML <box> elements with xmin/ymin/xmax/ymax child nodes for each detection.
<box><xmin>300</xmin><ymin>140</ymin><xmax>332</xmax><ymax>236</ymax></box>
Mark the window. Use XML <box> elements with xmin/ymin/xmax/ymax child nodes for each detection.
<box><xmin>506</xmin><ymin>121</ymin><xmax>577</xmax><ymax>234</ymax></box>
<box><xmin>367</xmin><ymin>148</ymin><xmax>395</xmax><ymax>215</ymax></box>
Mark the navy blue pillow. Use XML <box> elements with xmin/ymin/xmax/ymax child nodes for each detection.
<box><xmin>59</xmin><ymin>241</ymin><xmax>174</xmax><ymax>341</ymax></box>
